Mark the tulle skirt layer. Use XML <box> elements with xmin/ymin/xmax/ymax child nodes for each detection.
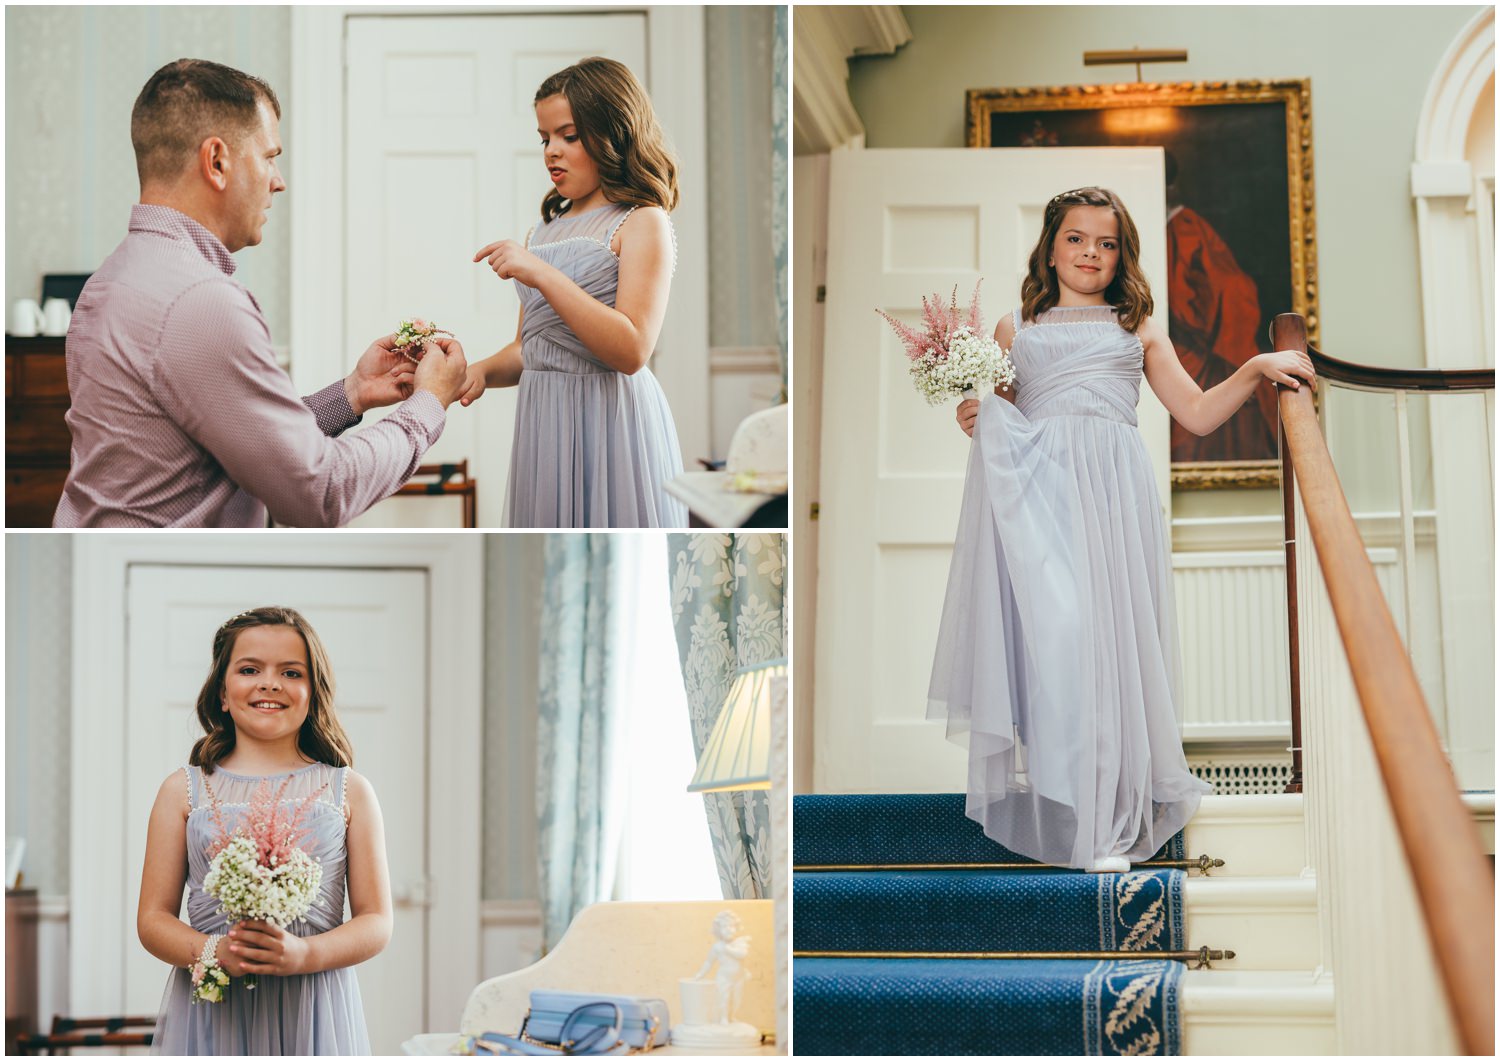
<box><xmin>928</xmin><ymin>396</ymin><xmax>1211</xmax><ymax>868</ymax></box>
<box><xmin>504</xmin><ymin>357</ymin><xmax>687</xmax><ymax>529</ymax></box>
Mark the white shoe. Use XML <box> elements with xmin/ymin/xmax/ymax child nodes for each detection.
<box><xmin>1085</xmin><ymin>856</ymin><xmax>1130</xmax><ymax>873</ymax></box>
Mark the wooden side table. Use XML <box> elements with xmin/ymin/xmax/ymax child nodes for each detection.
<box><xmin>5</xmin><ymin>336</ymin><xmax>70</xmax><ymax>527</ymax></box>
<box><xmin>6</xmin><ymin>889</ymin><xmax>38</xmax><ymax>1055</ymax></box>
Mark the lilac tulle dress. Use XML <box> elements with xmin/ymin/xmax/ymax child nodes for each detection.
<box><xmin>505</xmin><ymin>202</ymin><xmax>688</xmax><ymax>528</ymax></box>
<box><xmin>928</xmin><ymin>304</ymin><xmax>1212</xmax><ymax>869</ymax></box>
<box><xmin>151</xmin><ymin>762</ymin><xmax>370</xmax><ymax>1055</ymax></box>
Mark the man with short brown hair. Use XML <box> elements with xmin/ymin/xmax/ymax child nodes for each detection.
<box><xmin>55</xmin><ymin>58</ymin><xmax>469</xmax><ymax>527</ymax></box>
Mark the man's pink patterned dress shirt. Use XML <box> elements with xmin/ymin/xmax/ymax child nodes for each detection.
<box><xmin>54</xmin><ymin>204</ymin><xmax>445</xmax><ymax>527</ymax></box>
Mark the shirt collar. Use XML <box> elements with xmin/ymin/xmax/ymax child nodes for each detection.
<box><xmin>129</xmin><ymin>203</ymin><xmax>238</xmax><ymax>277</ymax></box>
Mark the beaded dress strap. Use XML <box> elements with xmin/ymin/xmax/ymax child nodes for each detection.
<box><xmin>605</xmin><ymin>205</ymin><xmax>638</xmax><ymax>248</ymax></box>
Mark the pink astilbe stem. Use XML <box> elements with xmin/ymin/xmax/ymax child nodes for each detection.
<box><xmin>876</xmin><ymin>281</ymin><xmax>988</xmax><ymax>363</ymax></box>
<box><xmin>966</xmin><ymin>278</ymin><xmax>984</xmax><ymax>333</ymax></box>
<box><xmin>242</xmin><ymin>777</ymin><xmax>330</xmax><ymax>868</ymax></box>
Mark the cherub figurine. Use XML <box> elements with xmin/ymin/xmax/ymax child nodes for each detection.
<box><xmin>693</xmin><ymin>910</ymin><xmax>752</xmax><ymax>1024</ymax></box>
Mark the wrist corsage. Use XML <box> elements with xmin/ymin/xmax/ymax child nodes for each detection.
<box><xmin>190</xmin><ymin>933</ymin><xmax>230</xmax><ymax>1004</ymax></box>
<box><xmin>393</xmin><ymin>318</ymin><xmax>455</xmax><ymax>363</ymax></box>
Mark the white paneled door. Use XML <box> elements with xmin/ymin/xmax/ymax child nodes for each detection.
<box><xmin>123</xmin><ymin>565</ymin><xmax>427</xmax><ymax>1055</ymax></box>
<box><xmin>344</xmin><ymin>14</ymin><xmax>647</xmax><ymax>528</ymax></box>
<box><xmin>814</xmin><ymin>148</ymin><xmax>1168</xmax><ymax>792</ymax></box>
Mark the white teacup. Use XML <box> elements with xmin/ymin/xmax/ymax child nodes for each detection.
<box><xmin>10</xmin><ymin>299</ymin><xmax>44</xmax><ymax>337</ymax></box>
<box><xmin>42</xmin><ymin>297</ymin><xmax>72</xmax><ymax>336</ymax></box>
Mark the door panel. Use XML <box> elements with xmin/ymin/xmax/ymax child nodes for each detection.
<box><xmin>815</xmin><ymin>148</ymin><xmax>1167</xmax><ymax>792</ymax></box>
<box><xmin>124</xmin><ymin>565</ymin><xmax>427</xmax><ymax>1054</ymax></box>
<box><xmin>344</xmin><ymin>14</ymin><xmax>648</xmax><ymax>527</ymax></box>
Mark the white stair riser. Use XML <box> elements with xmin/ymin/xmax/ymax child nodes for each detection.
<box><xmin>1180</xmin><ymin>971</ymin><xmax>1336</xmax><ymax>1056</ymax></box>
<box><xmin>1182</xmin><ymin>1016</ymin><xmax>1338</xmax><ymax>1056</ymax></box>
<box><xmin>1182</xmin><ymin>795</ymin><xmax>1306</xmax><ymax>877</ymax></box>
<box><xmin>1184</xmin><ymin>878</ymin><xmax>1318</xmax><ymax>971</ymax></box>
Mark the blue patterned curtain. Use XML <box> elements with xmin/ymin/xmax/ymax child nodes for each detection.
<box><xmin>536</xmin><ymin>536</ymin><xmax>623</xmax><ymax>951</ymax></box>
<box><xmin>667</xmin><ymin>534</ymin><xmax>787</xmax><ymax>899</ymax></box>
<box><xmin>772</xmin><ymin>3</ymin><xmax>788</xmax><ymax>392</ymax></box>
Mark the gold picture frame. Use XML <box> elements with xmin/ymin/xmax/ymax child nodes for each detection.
<box><xmin>967</xmin><ymin>79</ymin><xmax>1319</xmax><ymax>490</ymax></box>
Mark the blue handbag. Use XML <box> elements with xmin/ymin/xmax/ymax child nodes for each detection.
<box><xmin>463</xmin><ymin>992</ymin><xmax>669</xmax><ymax>1056</ymax></box>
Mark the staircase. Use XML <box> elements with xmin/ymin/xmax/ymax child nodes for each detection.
<box><xmin>792</xmin><ymin>793</ymin><xmax>1307</xmax><ymax>1055</ymax></box>
<box><xmin>793</xmin><ymin>791</ymin><xmax>1497</xmax><ymax>1054</ymax></box>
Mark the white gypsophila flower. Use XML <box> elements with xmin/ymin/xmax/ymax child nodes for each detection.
<box><xmin>204</xmin><ymin>835</ymin><xmax>322</xmax><ymax>929</ymax></box>
<box><xmin>905</xmin><ymin>326</ymin><xmax>1016</xmax><ymax>406</ymax></box>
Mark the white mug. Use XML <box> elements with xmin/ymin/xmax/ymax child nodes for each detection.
<box><xmin>42</xmin><ymin>297</ymin><xmax>72</xmax><ymax>336</ymax></box>
<box><xmin>10</xmin><ymin>299</ymin><xmax>44</xmax><ymax>337</ymax></box>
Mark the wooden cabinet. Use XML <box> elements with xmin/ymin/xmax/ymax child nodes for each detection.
<box><xmin>5</xmin><ymin>336</ymin><xmax>69</xmax><ymax>527</ymax></box>
<box><xmin>5</xmin><ymin>889</ymin><xmax>38</xmax><ymax>1054</ymax></box>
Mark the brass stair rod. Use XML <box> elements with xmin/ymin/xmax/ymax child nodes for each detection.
<box><xmin>795</xmin><ymin>855</ymin><xmax>1226</xmax><ymax>873</ymax></box>
<box><xmin>796</xmin><ymin>946</ymin><xmax>1236</xmax><ymax>970</ymax></box>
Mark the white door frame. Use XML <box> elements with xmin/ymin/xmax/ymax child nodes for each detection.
<box><xmin>289</xmin><ymin>5</ymin><xmax>711</xmax><ymax>467</ymax></box>
<box><xmin>69</xmin><ymin>534</ymin><xmax>483</xmax><ymax>1024</ymax></box>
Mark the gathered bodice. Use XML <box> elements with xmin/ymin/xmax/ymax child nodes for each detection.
<box><xmin>1009</xmin><ymin>305</ymin><xmax>1145</xmax><ymax>426</ymax></box>
<box><xmin>518</xmin><ymin>202</ymin><xmax>675</xmax><ymax>375</ymax></box>
<box><xmin>183</xmin><ymin>762</ymin><xmax>350</xmax><ymax>935</ymax></box>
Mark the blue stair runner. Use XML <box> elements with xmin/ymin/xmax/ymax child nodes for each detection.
<box><xmin>794</xmin><ymin>794</ymin><xmax>1193</xmax><ymax>1056</ymax></box>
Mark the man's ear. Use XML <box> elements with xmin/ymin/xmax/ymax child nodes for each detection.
<box><xmin>199</xmin><ymin>136</ymin><xmax>230</xmax><ymax>191</ymax></box>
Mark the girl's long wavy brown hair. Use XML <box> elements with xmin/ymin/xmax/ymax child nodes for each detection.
<box><xmin>190</xmin><ymin>606</ymin><xmax>353</xmax><ymax>774</ymax></box>
<box><xmin>535</xmin><ymin>57</ymin><xmax>679</xmax><ymax>223</ymax></box>
<box><xmin>1020</xmin><ymin>187</ymin><xmax>1153</xmax><ymax>332</ymax></box>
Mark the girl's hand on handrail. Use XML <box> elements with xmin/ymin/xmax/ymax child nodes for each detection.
<box><xmin>1256</xmin><ymin>349</ymin><xmax>1317</xmax><ymax>390</ymax></box>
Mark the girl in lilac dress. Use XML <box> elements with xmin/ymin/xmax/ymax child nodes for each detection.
<box><xmin>463</xmin><ymin>56</ymin><xmax>687</xmax><ymax>528</ymax></box>
<box><xmin>139</xmin><ymin>607</ymin><xmax>391</xmax><ymax>1054</ymax></box>
<box><xmin>929</xmin><ymin>187</ymin><xmax>1316</xmax><ymax>872</ymax></box>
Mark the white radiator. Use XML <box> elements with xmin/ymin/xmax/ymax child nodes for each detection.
<box><xmin>1171</xmin><ymin>550</ymin><xmax>1400</xmax><ymax>742</ymax></box>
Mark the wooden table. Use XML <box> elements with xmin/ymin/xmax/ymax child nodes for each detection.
<box><xmin>5</xmin><ymin>336</ymin><xmax>69</xmax><ymax>527</ymax></box>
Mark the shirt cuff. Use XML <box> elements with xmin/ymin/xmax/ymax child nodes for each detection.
<box><xmin>398</xmin><ymin>388</ymin><xmax>448</xmax><ymax>447</ymax></box>
<box><xmin>304</xmin><ymin>381</ymin><xmax>362</xmax><ymax>438</ymax></box>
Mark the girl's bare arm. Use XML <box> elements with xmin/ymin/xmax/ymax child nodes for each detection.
<box><xmin>461</xmin><ymin>310</ymin><xmax>526</xmax><ymax>407</ymax></box>
<box><xmin>298</xmin><ymin>770</ymin><xmax>393</xmax><ymax>973</ymax></box>
<box><xmin>530</xmin><ymin>207</ymin><xmax>674</xmax><ymax>375</ymax></box>
<box><xmin>1140</xmin><ymin>315</ymin><xmax>1314</xmax><ymax>435</ymax></box>
<box><xmin>137</xmin><ymin>771</ymin><xmax>205</xmax><ymax>970</ymax></box>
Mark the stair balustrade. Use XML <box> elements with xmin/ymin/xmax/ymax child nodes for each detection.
<box><xmin>1273</xmin><ymin>312</ymin><xmax>1494</xmax><ymax>1056</ymax></box>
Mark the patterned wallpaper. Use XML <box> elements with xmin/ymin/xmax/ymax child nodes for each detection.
<box><xmin>705</xmin><ymin>5</ymin><xmax>780</xmax><ymax>349</ymax></box>
<box><xmin>4</xmin><ymin>536</ymin><xmax>73</xmax><ymax>896</ymax></box>
<box><xmin>4</xmin><ymin>5</ymin><xmax>293</xmax><ymax>345</ymax></box>
<box><xmin>6</xmin><ymin>6</ymin><xmax>777</xmax><ymax>361</ymax></box>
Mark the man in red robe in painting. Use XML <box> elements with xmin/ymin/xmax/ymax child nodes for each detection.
<box><xmin>1165</xmin><ymin>175</ymin><xmax>1279</xmax><ymax>463</ymax></box>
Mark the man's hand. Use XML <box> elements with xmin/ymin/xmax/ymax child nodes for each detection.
<box><xmin>413</xmin><ymin>336</ymin><xmax>469</xmax><ymax>409</ymax></box>
<box><xmin>345</xmin><ymin>334</ymin><xmax>418</xmax><ymax>415</ymax></box>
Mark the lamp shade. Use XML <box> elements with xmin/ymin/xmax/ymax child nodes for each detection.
<box><xmin>688</xmin><ymin>659</ymin><xmax>787</xmax><ymax>793</ymax></box>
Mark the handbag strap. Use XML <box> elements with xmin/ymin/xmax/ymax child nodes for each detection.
<box><xmin>471</xmin><ymin>1001</ymin><xmax>643</xmax><ymax>1056</ymax></box>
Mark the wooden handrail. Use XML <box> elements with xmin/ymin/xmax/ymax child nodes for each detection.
<box><xmin>1307</xmin><ymin>341</ymin><xmax>1495</xmax><ymax>393</ymax></box>
<box><xmin>1273</xmin><ymin>313</ymin><xmax>1495</xmax><ymax>1055</ymax></box>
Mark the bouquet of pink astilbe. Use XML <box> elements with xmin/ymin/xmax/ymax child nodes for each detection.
<box><xmin>877</xmin><ymin>280</ymin><xmax>1015</xmax><ymax>406</ymax></box>
<box><xmin>196</xmin><ymin>777</ymin><xmax>327</xmax><ymax>1003</ymax></box>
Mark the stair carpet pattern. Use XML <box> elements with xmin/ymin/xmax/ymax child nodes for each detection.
<box><xmin>794</xmin><ymin>794</ymin><xmax>1194</xmax><ymax>1056</ymax></box>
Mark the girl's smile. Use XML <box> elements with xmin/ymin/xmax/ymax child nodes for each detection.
<box><xmin>222</xmin><ymin>625</ymin><xmax>311</xmax><ymax>739</ymax></box>
<box><xmin>1050</xmin><ymin>205</ymin><xmax>1120</xmax><ymax>304</ymax></box>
